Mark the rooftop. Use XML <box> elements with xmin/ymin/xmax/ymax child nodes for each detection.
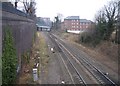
<box><xmin>80</xmin><ymin>19</ymin><xmax>93</xmax><ymax>23</ymax></box>
<box><xmin>64</xmin><ymin>16</ymin><xmax>80</xmax><ymax>20</ymax></box>
<box><xmin>36</xmin><ymin>17</ymin><xmax>52</xmax><ymax>27</ymax></box>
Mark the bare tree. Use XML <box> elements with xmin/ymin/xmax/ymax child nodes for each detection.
<box><xmin>57</xmin><ymin>13</ymin><xmax>63</xmax><ymax>22</ymax></box>
<box><xmin>12</xmin><ymin>0</ymin><xmax>36</xmax><ymax>16</ymax></box>
<box><xmin>23</xmin><ymin>0</ymin><xmax>36</xmax><ymax>16</ymax></box>
<box><xmin>95</xmin><ymin>0</ymin><xmax>119</xmax><ymax>41</ymax></box>
<box><xmin>104</xmin><ymin>1</ymin><xmax>118</xmax><ymax>40</ymax></box>
<box><xmin>95</xmin><ymin>10</ymin><xmax>106</xmax><ymax>24</ymax></box>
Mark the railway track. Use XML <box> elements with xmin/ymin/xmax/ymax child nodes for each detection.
<box><xmin>51</xmin><ymin>33</ymin><xmax>117</xmax><ymax>85</ymax></box>
<box><xmin>49</xmin><ymin>34</ymin><xmax>87</xmax><ymax>85</ymax></box>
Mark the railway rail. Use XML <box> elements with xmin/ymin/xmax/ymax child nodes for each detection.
<box><xmin>51</xmin><ymin>33</ymin><xmax>117</xmax><ymax>85</ymax></box>
<box><xmin>49</xmin><ymin>34</ymin><xmax>87</xmax><ymax>85</ymax></box>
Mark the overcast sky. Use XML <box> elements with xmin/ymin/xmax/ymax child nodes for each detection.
<box><xmin>35</xmin><ymin>0</ymin><xmax>111</xmax><ymax>21</ymax></box>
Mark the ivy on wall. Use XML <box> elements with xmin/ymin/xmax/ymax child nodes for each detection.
<box><xmin>2</xmin><ymin>26</ymin><xmax>17</xmax><ymax>84</ymax></box>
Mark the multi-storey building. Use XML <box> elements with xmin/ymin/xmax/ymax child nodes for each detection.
<box><xmin>79</xmin><ymin>19</ymin><xmax>94</xmax><ymax>31</ymax></box>
<box><xmin>63</xmin><ymin>16</ymin><xmax>94</xmax><ymax>33</ymax></box>
<box><xmin>64</xmin><ymin>16</ymin><xmax>80</xmax><ymax>31</ymax></box>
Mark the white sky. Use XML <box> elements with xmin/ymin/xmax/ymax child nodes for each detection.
<box><xmin>35</xmin><ymin>0</ymin><xmax>112</xmax><ymax>21</ymax></box>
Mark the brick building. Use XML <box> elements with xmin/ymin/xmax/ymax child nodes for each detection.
<box><xmin>79</xmin><ymin>19</ymin><xmax>94</xmax><ymax>31</ymax></box>
<box><xmin>64</xmin><ymin>16</ymin><xmax>80</xmax><ymax>31</ymax></box>
<box><xmin>62</xmin><ymin>16</ymin><xmax>94</xmax><ymax>33</ymax></box>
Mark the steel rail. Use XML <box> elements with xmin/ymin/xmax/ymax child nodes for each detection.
<box><xmin>49</xmin><ymin>34</ymin><xmax>87</xmax><ymax>85</ymax></box>
<box><xmin>55</xmin><ymin>39</ymin><xmax>87</xmax><ymax>85</ymax></box>
<box><xmin>51</xmin><ymin>33</ymin><xmax>117</xmax><ymax>85</ymax></box>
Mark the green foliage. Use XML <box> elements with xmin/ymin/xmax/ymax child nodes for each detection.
<box><xmin>80</xmin><ymin>32</ymin><xmax>92</xmax><ymax>43</ymax></box>
<box><xmin>79</xmin><ymin>31</ymin><xmax>102</xmax><ymax>47</ymax></box>
<box><xmin>0</xmin><ymin>58</ymin><xmax>2</xmax><ymax>85</ymax></box>
<box><xmin>2</xmin><ymin>26</ymin><xmax>17</xmax><ymax>84</ymax></box>
<box><xmin>95</xmin><ymin>21</ymin><xmax>107</xmax><ymax>40</ymax></box>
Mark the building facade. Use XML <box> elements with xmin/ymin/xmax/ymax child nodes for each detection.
<box><xmin>63</xmin><ymin>16</ymin><xmax>94</xmax><ymax>32</ymax></box>
<box><xmin>64</xmin><ymin>16</ymin><xmax>80</xmax><ymax>31</ymax></box>
<box><xmin>79</xmin><ymin>19</ymin><xmax>94</xmax><ymax>31</ymax></box>
<box><xmin>36</xmin><ymin>17</ymin><xmax>52</xmax><ymax>31</ymax></box>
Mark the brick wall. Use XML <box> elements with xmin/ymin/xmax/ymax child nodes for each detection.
<box><xmin>64</xmin><ymin>19</ymin><xmax>80</xmax><ymax>30</ymax></box>
<box><xmin>64</xmin><ymin>19</ymin><xmax>95</xmax><ymax>31</ymax></box>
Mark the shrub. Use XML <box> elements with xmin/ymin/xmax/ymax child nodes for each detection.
<box><xmin>2</xmin><ymin>26</ymin><xmax>17</xmax><ymax>84</ymax></box>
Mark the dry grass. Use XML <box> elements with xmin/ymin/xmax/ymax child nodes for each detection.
<box><xmin>59</xmin><ymin>32</ymin><xmax>118</xmax><ymax>61</ymax></box>
<box><xmin>36</xmin><ymin>32</ymin><xmax>49</xmax><ymax>84</ymax></box>
<box><xmin>94</xmin><ymin>41</ymin><xmax>118</xmax><ymax>61</ymax></box>
<box><xmin>18</xmin><ymin>31</ymin><xmax>50</xmax><ymax>84</ymax></box>
<box><xmin>18</xmin><ymin>32</ymin><xmax>40</xmax><ymax>84</ymax></box>
<box><xmin>59</xmin><ymin>32</ymin><xmax>79</xmax><ymax>42</ymax></box>
<box><xmin>37</xmin><ymin>32</ymin><xmax>49</xmax><ymax>67</ymax></box>
<box><xmin>18</xmin><ymin>58</ymin><xmax>35</xmax><ymax>84</ymax></box>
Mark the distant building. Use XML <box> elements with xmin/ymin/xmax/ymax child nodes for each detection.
<box><xmin>64</xmin><ymin>16</ymin><xmax>80</xmax><ymax>31</ymax></box>
<box><xmin>36</xmin><ymin>17</ymin><xmax>52</xmax><ymax>31</ymax></box>
<box><xmin>79</xmin><ymin>19</ymin><xmax>94</xmax><ymax>31</ymax></box>
<box><xmin>42</xmin><ymin>17</ymin><xmax>52</xmax><ymax>27</ymax></box>
<box><xmin>62</xmin><ymin>16</ymin><xmax>94</xmax><ymax>34</ymax></box>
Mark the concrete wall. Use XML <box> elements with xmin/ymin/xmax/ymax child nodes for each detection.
<box><xmin>2</xmin><ymin>10</ymin><xmax>37</xmax><ymax>72</ymax></box>
<box><xmin>0</xmin><ymin>10</ymin><xmax>2</xmax><ymax>58</ymax></box>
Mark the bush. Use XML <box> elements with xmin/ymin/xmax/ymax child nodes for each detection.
<box><xmin>2</xmin><ymin>26</ymin><xmax>17</xmax><ymax>84</ymax></box>
<box><xmin>79</xmin><ymin>31</ymin><xmax>102</xmax><ymax>47</ymax></box>
<box><xmin>80</xmin><ymin>32</ymin><xmax>92</xmax><ymax>43</ymax></box>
